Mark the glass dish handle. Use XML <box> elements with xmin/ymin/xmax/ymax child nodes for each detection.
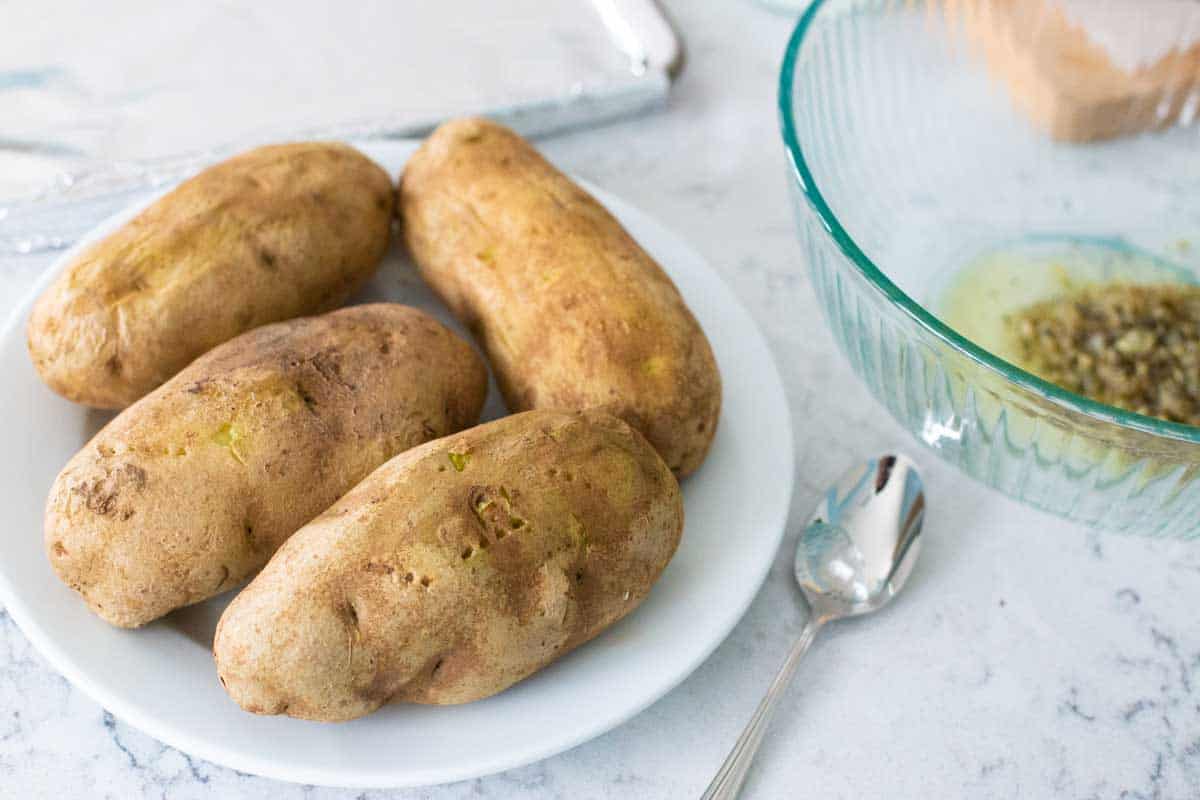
<box><xmin>0</xmin><ymin>66</ymin><xmax>671</xmax><ymax>258</ymax></box>
<box><xmin>0</xmin><ymin>152</ymin><xmax>214</xmax><ymax>256</ymax></box>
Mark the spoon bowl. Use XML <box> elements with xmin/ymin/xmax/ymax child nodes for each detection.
<box><xmin>702</xmin><ymin>453</ymin><xmax>925</xmax><ymax>800</ymax></box>
<box><xmin>797</xmin><ymin>454</ymin><xmax>925</xmax><ymax>620</ymax></box>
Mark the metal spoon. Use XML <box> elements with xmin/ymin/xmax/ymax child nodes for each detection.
<box><xmin>700</xmin><ymin>454</ymin><xmax>926</xmax><ymax>800</ymax></box>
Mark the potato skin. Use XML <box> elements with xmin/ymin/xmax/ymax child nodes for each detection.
<box><xmin>399</xmin><ymin>118</ymin><xmax>721</xmax><ymax>476</ymax></box>
<box><xmin>28</xmin><ymin>142</ymin><xmax>394</xmax><ymax>409</ymax></box>
<box><xmin>45</xmin><ymin>304</ymin><xmax>487</xmax><ymax>628</ymax></box>
<box><xmin>214</xmin><ymin>409</ymin><xmax>683</xmax><ymax>722</ymax></box>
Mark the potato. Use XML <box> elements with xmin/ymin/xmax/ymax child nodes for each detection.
<box><xmin>28</xmin><ymin>142</ymin><xmax>394</xmax><ymax>409</ymax></box>
<box><xmin>45</xmin><ymin>304</ymin><xmax>487</xmax><ymax>628</ymax></box>
<box><xmin>399</xmin><ymin>118</ymin><xmax>721</xmax><ymax>476</ymax></box>
<box><xmin>214</xmin><ymin>409</ymin><xmax>683</xmax><ymax>721</ymax></box>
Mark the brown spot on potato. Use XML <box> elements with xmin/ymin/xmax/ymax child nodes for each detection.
<box><xmin>310</xmin><ymin>351</ymin><xmax>353</xmax><ymax>391</ymax></box>
<box><xmin>51</xmin><ymin>541</ymin><xmax>68</xmax><ymax>557</ymax></box>
<box><xmin>258</xmin><ymin>248</ymin><xmax>278</xmax><ymax>271</ymax></box>
<box><xmin>295</xmin><ymin>384</ymin><xmax>317</xmax><ymax>411</ymax></box>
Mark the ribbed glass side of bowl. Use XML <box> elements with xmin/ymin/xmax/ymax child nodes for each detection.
<box><xmin>783</xmin><ymin>0</ymin><xmax>1200</xmax><ymax>538</ymax></box>
<box><xmin>795</xmin><ymin>196</ymin><xmax>1200</xmax><ymax>537</ymax></box>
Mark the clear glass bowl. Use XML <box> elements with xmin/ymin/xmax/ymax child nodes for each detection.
<box><xmin>779</xmin><ymin>0</ymin><xmax>1200</xmax><ymax>537</ymax></box>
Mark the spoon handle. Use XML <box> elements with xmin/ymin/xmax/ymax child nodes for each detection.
<box><xmin>700</xmin><ymin>617</ymin><xmax>824</xmax><ymax>800</ymax></box>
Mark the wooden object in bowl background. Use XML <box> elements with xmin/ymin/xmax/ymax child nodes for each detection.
<box><xmin>946</xmin><ymin>0</ymin><xmax>1200</xmax><ymax>141</ymax></box>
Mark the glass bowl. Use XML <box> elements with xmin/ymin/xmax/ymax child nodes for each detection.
<box><xmin>779</xmin><ymin>0</ymin><xmax>1200</xmax><ymax>537</ymax></box>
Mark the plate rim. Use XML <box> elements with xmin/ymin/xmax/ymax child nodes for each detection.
<box><xmin>0</xmin><ymin>139</ymin><xmax>795</xmax><ymax>788</ymax></box>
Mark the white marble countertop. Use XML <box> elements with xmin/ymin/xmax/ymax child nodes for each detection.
<box><xmin>2</xmin><ymin>3</ymin><xmax>1199</xmax><ymax>798</ymax></box>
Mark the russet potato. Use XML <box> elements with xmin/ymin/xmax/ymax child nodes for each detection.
<box><xmin>400</xmin><ymin>118</ymin><xmax>721</xmax><ymax>476</ymax></box>
<box><xmin>45</xmin><ymin>304</ymin><xmax>487</xmax><ymax>628</ymax></box>
<box><xmin>29</xmin><ymin>142</ymin><xmax>394</xmax><ymax>409</ymax></box>
<box><xmin>214</xmin><ymin>409</ymin><xmax>683</xmax><ymax>721</ymax></box>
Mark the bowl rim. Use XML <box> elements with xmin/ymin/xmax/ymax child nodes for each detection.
<box><xmin>777</xmin><ymin>0</ymin><xmax>1200</xmax><ymax>446</ymax></box>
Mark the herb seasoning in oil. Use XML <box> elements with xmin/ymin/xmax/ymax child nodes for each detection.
<box><xmin>1009</xmin><ymin>283</ymin><xmax>1200</xmax><ymax>425</ymax></box>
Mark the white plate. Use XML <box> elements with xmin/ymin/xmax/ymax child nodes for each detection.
<box><xmin>0</xmin><ymin>141</ymin><xmax>792</xmax><ymax>788</ymax></box>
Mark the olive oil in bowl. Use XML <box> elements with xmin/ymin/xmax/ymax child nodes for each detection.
<box><xmin>937</xmin><ymin>237</ymin><xmax>1200</xmax><ymax>424</ymax></box>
